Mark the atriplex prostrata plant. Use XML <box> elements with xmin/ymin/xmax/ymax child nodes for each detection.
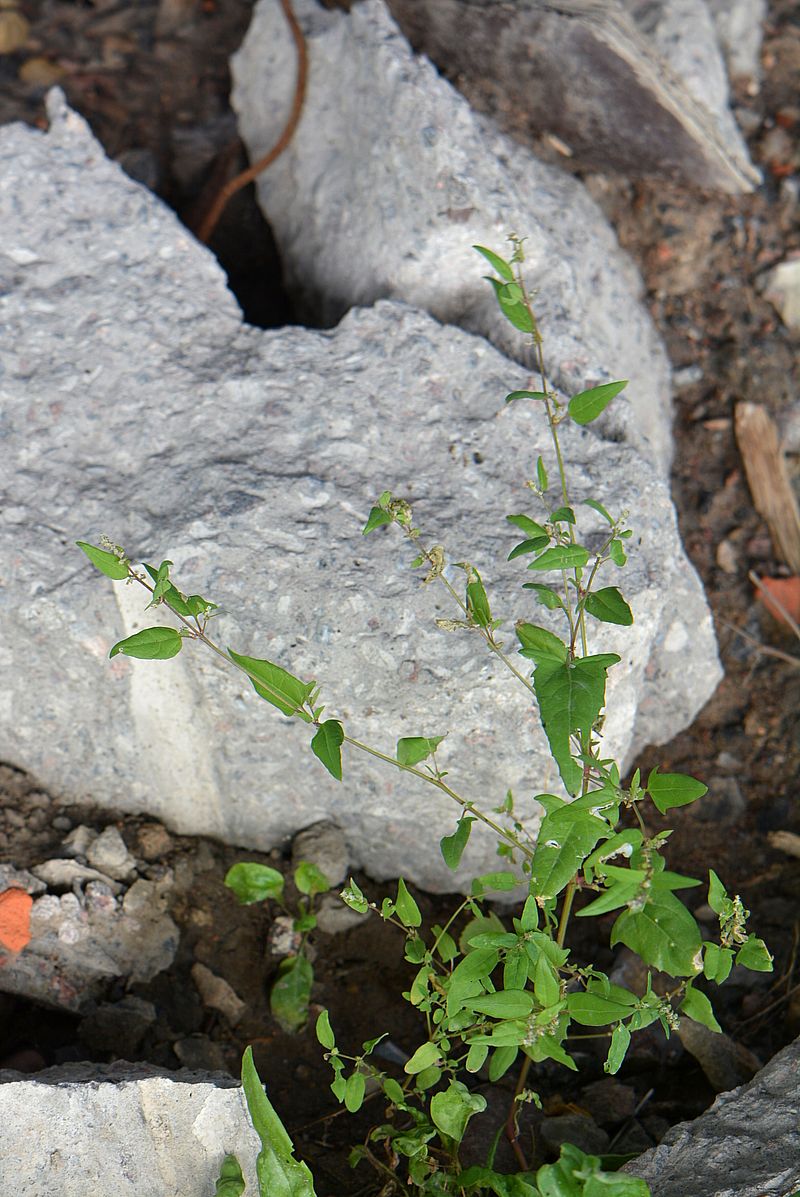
<box><xmin>79</xmin><ymin>239</ymin><xmax>771</xmax><ymax>1197</ymax></box>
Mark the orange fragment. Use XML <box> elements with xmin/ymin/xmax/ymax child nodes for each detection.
<box><xmin>0</xmin><ymin>888</ymin><xmax>33</xmax><ymax>953</ymax></box>
<box><xmin>757</xmin><ymin>575</ymin><xmax>800</xmax><ymax>630</ymax></box>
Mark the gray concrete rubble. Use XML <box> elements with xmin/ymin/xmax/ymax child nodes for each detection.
<box><xmin>706</xmin><ymin>0</ymin><xmax>767</xmax><ymax>83</ymax></box>
<box><xmin>624</xmin><ymin>1036</ymin><xmax>800</xmax><ymax>1196</ymax></box>
<box><xmin>0</xmin><ymin>861</ymin><xmax>177</xmax><ymax>1012</ymax></box>
<box><xmin>0</xmin><ymin>1038</ymin><xmax>797</xmax><ymax>1195</ymax></box>
<box><xmin>231</xmin><ymin>0</ymin><xmax>674</xmax><ymax>471</ymax></box>
<box><xmin>0</xmin><ymin>1064</ymin><xmax>260</xmax><ymax>1197</ymax></box>
<box><xmin>380</xmin><ymin>0</ymin><xmax>757</xmax><ymax>192</ymax></box>
<box><xmin>0</xmin><ymin>92</ymin><xmax>721</xmax><ymax>890</ymax></box>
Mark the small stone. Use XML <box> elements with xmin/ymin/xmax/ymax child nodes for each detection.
<box><xmin>86</xmin><ymin>827</ymin><xmax>137</xmax><ymax>882</ymax></box>
<box><xmin>172</xmin><ymin>1035</ymin><xmax>232</xmax><ymax>1073</ymax></box>
<box><xmin>673</xmin><ymin>364</ymin><xmax>704</xmax><ymax>389</ymax></box>
<box><xmin>31</xmin><ymin>859</ymin><xmax>123</xmax><ymax>896</ymax></box>
<box><xmin>18</xmin><ymin>57</ymin><xmax>65</xmax><ymax>87</ymax></box>
<box><xmin>716</xmin><ymin>538</ymin><xmax>738</xmax><ymax>575</ymax></box>
<box><xmin>694</xmin><ymin>776</ymin><xmax>747</xmax><ymax>824</ymax></box>
<box><xmin>79</xmin><ymin>996</ymin><xmax>157</xmax><ymax>1056</ymax></box>
<box><xmin>291</xmin><ymin>821</ymin><xmax>349</xmax><ymax>889</ymax></box>
<box><xmin>611</xmin><ymin>1121</ymin><xmax>655</xmax><ymax>1155</ymax></box>
<box><xmin>0</xmin><ymin>6</ymin><xmax>29</xmax><ymax>54</ymax></box>
<box><xmin>677</xmin><ymin>1020</ymin><xmax>762</xmax><ymax>1092</ymax></box>
<box><xmin>191</xmin><ymin>963</ymin><xmax>246</xmax><ymax>1026</ymax></box>
<box><xmin>314</xmin><ymin>892</ymin><xmax>368</xmax><ymax>935</ymax></box>
<box><xmin>539</xmin><ymin>1113</ymin><xmax>609</xmax><ymax>1156</ymax></box>
<box><xmin>61</xmin><ymin>825</ymin><xmax>96</xmax><ymax>859</ymax></box>
<box><xmin>51</xmin><ymin>815</ymin><xmax>72</xmax><ymax>833</ymax></box>
<box><xmin>581</xmin><ymin>1078</ymin><xmax>637</xmax><ymax>1127</ymax></box>
<box><xmin>136</xmin><ymin>823</ymin><xmax>173</xmax><ymax>862</ymax></box>
<box><xmin>266</xmin><ymin>914</ymin><xmax>301</xmax><ymax>959</ymax></box>
<box><xmin>761</xmin><ymin>258</ymin><xmax>800</xmax><ymax>330</ymax></box>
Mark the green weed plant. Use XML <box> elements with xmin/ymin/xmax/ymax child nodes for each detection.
<box><xmin>78</xmin><ymin>241</ymin><xmax>771</xmax><ymax>1197</ymax></box>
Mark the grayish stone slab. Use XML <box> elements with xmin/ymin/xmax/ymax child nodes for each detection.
<box><xmin>0</xmin><ymin>94</ymin><xmax>720</xmax><ymax>891</ymax></box>
<box><xmin>0</xmin><ymin>1067</ymin><xmax>260</xmax><ymax>1197</ymax></box>
<box><xmin>383</xmin><ymin>0</ymin><xmax>758</xmax><ymax>193</ymax></box>
<box><xmin>231</xmin><ymin>0</ymin><xmax>674</xmax><ymax>471</ymax></box>
<box><xmin>624</xmin><ymin>1036</ymin><xmax>800</xmax><ymax>1196</ymax></box>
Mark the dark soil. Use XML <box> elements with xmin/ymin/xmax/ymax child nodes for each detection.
<box><xmin>1</xmin><ymin>1</ymin><xmax>799</xmax><ymax>1193</ymax></box>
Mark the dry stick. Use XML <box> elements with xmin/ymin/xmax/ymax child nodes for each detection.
<box><xmin>734</xmin><ymin>402</ymin><xmax>800</xmax><ymax>575</ymax></box>
<box><xmin>193</xmin><ymin>0</ymin><xmax>307</xmax><ymax>245</ymax></box>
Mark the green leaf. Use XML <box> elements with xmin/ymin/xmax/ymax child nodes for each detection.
<box><xmin>440</xmin><ymin>816</ymin><xmax>474</xmax><ymax>870</ymax></box>
<box><xmin>270</xmin><ymin>955</ymin><xmax>314</xmax><ymax>1033</ymax></box>
<box><xmin>340</xmin><ymin>878</ymin><xmax>368</xmax><ymax>914</ymax></box>
<box><xmin>508</xmin><ymin>536</ymin><xmax>551</xmax><ymax>561</ymax></box>
<box><xmin>465</xmin><ymin>1043</ymin><xmax>489</xmax><ymax>1073</ymax></box>
<box><xmin>488</xmin><ymin>1045</ymin><xmax>519</xmax><ymax>1083</ymax></box>
<box><xmin>225</xmin><ymin>862</ymin><xmax>284</xmax><ymax>905</ymax></box>
<box><xmin>397</xmin><ymin>735</ymin><xmax>445</xmax><ymax>767</ymax></box>
<box><xmin>315</xmin><ymin>1009</ymin><xmax>335</xmax><ymax>1050</ymax></box>
<box><xmin>395</xmin><ymin>878</ymin><xmax>422</xmax><ymax>928</ymax></box>
<box><xmin>515</xmin><ymin>622</ymin><xmax>568</xmax><ymax>665</ymax></box>
<box><xmin>344</xmin><ymin>1071</ymin><xmax>366</xmax><ymax>1113</ymax></box>
<box><xmin>362</xmin><ymin>506</ymin><xmax>392</xmax><ymax>535</ymax></box>
<box><xmin>484</xmin><ymin>277</ymin><xmax>534</xmax><ymax>334</ymax></box>
<box><xmin>466</xmin><ymin>570</ymin><xmax>492</xmax><ymax>627</ymax></box>
<box><xmin>527</xmin><ymin>545</ymin><xmax>590</xmax><ymax>572</ymax></box>
<box><xmin>521</xmin><ymin>582</ymin><xmax>566</xmax><ymax>611</ymax></box>
<box><xmin>549</xmin><ymin>507</ymin><xmax>576</xmax><ymax>525</ymax></box>
<box><xmin>533</xmin><ymin>955</ymin><xmax>561</xmax><ymax>1008</ymax></box>
<box><xmin>473</xmin><ymin>871</ymin><xmax>519</xmax><ymax>893</ymax></box>
<box><xmin>507</xmin><ymin>514</ymin><xmax>549</xmax><ymax>537</ymax></box>
<box><xmin>527</xmin><ymin>1034</ymin><xmax>577</xmax><ymax>1071</ymax></box>
<box><xmin>611</xmin><ymin>892</ymin><xmax>703</xmax><ymax>977</ymax></box>
<box><xmin>77</xmin><ymin>540</ymin><xmax>130</xmax><ymax>580</ymax></box>
<box><xmin>680</xmin><ymin>985</ymin><xmax>721</xmax><ymax>1032</ymax></box>
<box><xmin>537</xmin><ymin>456</ymin><xmax>549</xmax><ymax>491</ymax></box>
<box><xmin>229</xmin><ymin>649</ymin><xmax>315</xmax><ymax>722</ymax></box>
<box><xmin>214</xmin><ymin>1154</ymin><xmax>246</xmax><ymax>1196</ymax></box>
<box><xmin>430</xmin><ymin>1081</ymin><xmax>487</xmax><ymax>1144</ymax></box>
<box><xmin>466</xmin><ymin>990</ymin><xmax>535</xmax><ymax>1019</ymax></box>
<box><xmin>584</xmin><ymin>587</ymin><xmax>633</xmax><ymax>626</ymax></box>
<box><xmin>383</xmin><ymin>1077</ymin><xmax>406</xmax><ymax>1107</ymax></box>
<box><xmin>604</xmin><ymin>1023</ymin><xmax>631</xmax><ymax>1075</ymax></box>
<box><xmin>583</xmin><ymin>498</ymin><xmax>614</xmax><ymax>525</ymax></box>
<box><xmin>240</xmin><ymin>1046</ymin><xmax>318</xmax><ymax>1197</ymax></box>
<box><xmin>311</xmin><ymin>720</ymin><xmax>344</xmax><ymax>780</ymax></box>
<box><xmin>608</xmin><ymin>539</ymin><xmax>627</xmax><ymax>567</ymax></box>
<box><xmin>703</xmin><ymin>942</ymin><xmax>734</xmax><ymax>984</ymax></box>
<box><xmin>473</xmin><ymin>245</ymin><xmax>514</xmax><ymax>281</ymax></box>
<box><xmin>707</xmin><ymin>869</ymin><xmax>728</xmax><ymax>915</ymax></box>
<box><xmin>109</xmin><ymin>626</ymin><xmax>183</xmax><ymax>660</ymax></box>
<box><xmin>568</xmin><ymin>380</ymin><xmax>628</xmax><ymax>426</ymax></box>
<box><xmin>533</xmin><ymin>654</ymin><xmax>620</xmax><ymax>795</ymax></box>
<box><xmin>531</xmin><ymin>807</ymin><xmax>608</xmax><ymax>899</ymax></box>
<box><xmin>506</xmin><ymin>390</ymin><xmax>549</xmax><ymax>404</ymax></box>
<box><xmin>567</xmin><ymin>990</ymin><xmax>636</xmax><ymax>1027</ymax></box>
<box><xmin>404</xmin><ymin>1041</ymin><xmax>442</xmax><ymax>1075</ymax></box>
<box><xmin>294</xmin><ymin>860</ymin><xmax>330</xmax><ymax>897</ymax></box>
<box><xmin>736</xmin><ymin>936</ymin><xmax>773</xmax><ymax>972</ymax></box>
<box><xmin>646</xmin><ymin>768</ymin><xmax>708</xmax><ymax>814</ymax></box>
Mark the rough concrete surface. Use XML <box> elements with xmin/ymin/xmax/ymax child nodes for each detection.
<box><xmin>0</xmin><ymin>1066</ymin><xmax>260</xmax><ymax>1197</ymax></box>
<box><xmin>231</xmin><ymin>0</ymin><xmax>675</xmax><ymax>471</ymax></box>
<box><xmin>0</xmin><ymin>93</ymin><xmax>720</xmax><ymax>891</ymax></box>
<box><xmin>625</xmin><ymin>1035</ymin><xmax>800</xmax><ymax>1196</ymax></box>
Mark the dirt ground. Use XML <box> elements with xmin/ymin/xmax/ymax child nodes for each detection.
<box><xmin>1</xmin><ymin>1</ymin><xmax>799</xmax><ymax>1192</ymax></box>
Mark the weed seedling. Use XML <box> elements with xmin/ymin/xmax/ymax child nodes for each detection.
<box><xmin>80</xmin><ymin>240</ymin><xmax>771</xmax><ymax>1197</ymax></box>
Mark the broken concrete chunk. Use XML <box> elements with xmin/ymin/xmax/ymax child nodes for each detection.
<box><xmin>232</xmin><ymin>0</ymin><xmax>674</xmax><ymax>471</ymax></box>
<box><xmin>385</xmin><ymin>0</ymin><xmax>757</xmax><ymax>192</ymax></box>
<box><xmin>191</xmin><ymin>962</ymin><xmax>247</xmax><ymax>1026</ymax></box>
<box><xmin>761</xmin><ymin>257</ymin><xmax>800</xmax><ymax>330</ymax></box>
<box><xmin>86</xmin><ymin>826</ymin><xmax>138</xmax><ymax>882</ymax></box>
<box><xmin>291</xmin><ymin>821</ymin><xmax>349</xmax><ymax>889</ymax></box>
<box><xmin>31</xmin><ymin>859</ymin><xmax>122</xmax><ymax>896</ymax></box>
<box><xmin>707</xmin><ymin>0</ymin><xmax>767</xmax><ymax>83</ymax></box>
<box><xmin>60</xmin><ymin>824</ymin><xmax>96</xmax><ymax>858</ymax></box>
<box><xmin>0</xmin><ymin>94</ymin><xmax>720</xmax><ymax>890</ymax></box>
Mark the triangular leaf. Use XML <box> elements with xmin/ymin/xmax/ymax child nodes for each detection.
<box><xmin>647</xmin><ymin>768</ymin><xmax>707</xmax><ymax>813</ymax></box>
<box><xmin>527</xmin><ymin>545</ymin><xmax>590</xmax><ymax>572</ymax></box>
<box><xmin>568</xmin><ymin>380</ymin><xmax>628</xmax><ymax>425</ymax></box>
<box><xmin>241</xmin><ymin>1045</ymin><xmax>318</xmax><ymax>1197</ymax></box>
<box><xmin>533</xmin><ymin>654</ymin><xmax>620</xmax><ymax>794</ymax></box>
<box><xmin>109</xmin><ymin>626</ymin><xmax>183</xmax><ymax>660</ymax></box>
<box><xmin>440</xmin><ymin>816</ymin><xmax>474</xmax><ymax>870</ymax></box>
<box><xmin>311</xmin><ymin>720</ymin><xmax>344</xmax><ymax>780</ymax></box>
<box><xmin>473</xmin><ymin>245</ymin><xmax>514</xmax><ymax>281</ymax></box>
<box><xmin>584</xmin><ymin>587</ymin><xmax>633</xmax><ymax>626</ymax></box>
<box><xmin>229</xmin><ymin>649</ymin><xmax>315</xmax><ymax>722</ymax></box>
<box><xmin>397</xmin><ymin>735</ymin><xmax>445</xmax><ymax>767</ymax></box>
<box><xmin>515</xmin><ymin>622</ymin><xmax>568</xmax><ymax>665</ymax></box>
<box><xmin>76</xmin><ymin>540</ymin><xmax>130</xmax><ymax>580</ymax></box>
<box><xmin>531</xmin><ymin>807</ymin><xmax>607</xmax><ymax>899</ymax></box>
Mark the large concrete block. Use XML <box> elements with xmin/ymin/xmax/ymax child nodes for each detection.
<box><xmin>231</xmin><ymin>0</ymin><xmax>675</xmax><ymax>471</ymax></box>
<box><xmin>0</xmin><ymin>94</ymin><xmax>720</xmax><ymax>891</ymax></box>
